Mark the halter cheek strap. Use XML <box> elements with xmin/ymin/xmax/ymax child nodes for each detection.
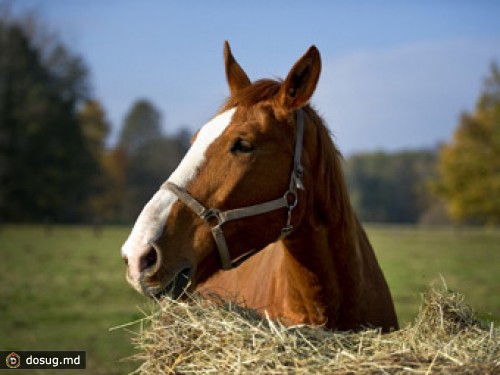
<box><xmin>162</xmin><ymin>109</ymin><xmax>305</xmax><ymax>270</ymax></box>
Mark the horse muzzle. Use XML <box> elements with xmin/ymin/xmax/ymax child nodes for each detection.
<box><xmin>140</xmin><ymin>266</ymin><xmax>192</xmax><ymax>299</ymax></box>
<box><xmin>123</xmin><ymin>239</ymin><xmax>192</xmax><ymax>299</ymax></box>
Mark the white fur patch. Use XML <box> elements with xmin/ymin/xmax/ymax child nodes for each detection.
<box><xmin>121</xmin><ymin>108</ymin><xmax>236</xmax><ymax>276</ymax></box>
<box><xmin>168</xmin><ymin>108</ymin><xmax>236</xmax><ymax>186</ymax></box>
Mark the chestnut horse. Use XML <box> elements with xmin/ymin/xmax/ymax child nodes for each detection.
<box><xmin>122</xmin><ymin>42</ymin><xmax>398</xmax><ymax>332</ymax></box>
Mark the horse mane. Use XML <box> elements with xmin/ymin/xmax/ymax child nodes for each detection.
<box><xmin>302</xmin><ymin>106</ymin><xmax>354</xmax><ymax>229</ymax></box>
<box><xmin>221</xmin><ymin>78</ymin><xmax>355</xmax><ymax>229</ymax></box>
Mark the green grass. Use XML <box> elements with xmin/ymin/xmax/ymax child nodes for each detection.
<box><xmin>366</xmin><ymin>224</ymin><xmax>500</xmax><ymax>325</ymax></box>
<box><xmin>0</xmin><ymin>225</ymin><xmax>145</xmax><ymax>374</ymax></box>
<box><xmin>0</xmin><ymin>225</ymin><xmax>499</xmax><ymax>374</ymax></box>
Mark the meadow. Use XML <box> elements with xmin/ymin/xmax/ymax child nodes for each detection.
<box><xmin>0</xmin><ymin>225</ymin><xmax>498</xmax><ymax>374</ymax></box>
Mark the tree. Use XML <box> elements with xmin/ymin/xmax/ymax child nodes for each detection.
<box><xmin>90</xmin><ymin>146</ymin><xmax>128</xmax><ymax>223</ymax></box>
<box><xmin>78</xmin><ymin>100</ymin><xmax>115</xmax><ymax>221</ymax></box>
<box><xmin>346</xmin><ymin>150</ymin><xmax>437</xmax><ymax>223</ymax></box>
<box><xmin>435</xmin><ymin>63</ymin><xmax>500</xmax><ymax>225</ymax></box>
<box><xmin>116</xmin><ymin>99</ymin><xmax>190</xmax><ymax>220</ymax></box>
<box><xmin>0</xmin><ymin>14</ymin><xmax>96</xmax><ymax>222</ymax></box>
<box><xmin>78</xmin><ymin>99</ymin><xmax>110</xmax><ymax>160</ymax></box>
<box><xmin>118</xmin><ymin>99</ymin><xmax>162</xmax><ymax>156</ymax></box>
<box><xmin>122</xmin><ymin>137</ymin><xmax>187</xmax><ymax>219</ymax></box>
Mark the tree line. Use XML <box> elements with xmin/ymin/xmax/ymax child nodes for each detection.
<box><xmin>1</xmin><ymin>11</ymin><xmax>499</xmax><ymax>225</ymax></box>
<box><xmin>345</xmin><ymin>149</ymin><xmax>443</xmax><ymax>224</ymax></box>
<box><xmin>346</xmin><ymin>62</ymin><xmax>500</xmax><ymax>226</ymax></box>
<box><xmin>0</xmin><ymin>12</ymin><xmax>188</xmax><ymax>224</ymax></box>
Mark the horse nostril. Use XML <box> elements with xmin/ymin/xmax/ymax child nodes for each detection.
<box><xmin>140</xmin><ymin>246</ymin><xmax>158</xmax><ymax>273</ymax></box>
<box><xmin>122</xmin><ymin>255</ymin><xmax>129</xmax><ymax>266</ymax></box>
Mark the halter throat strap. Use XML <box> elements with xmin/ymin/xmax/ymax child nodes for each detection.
<box><xmin>162</xmin><ymin>109</ymin><xmax>305</xmax><ymax>270</ymax></box>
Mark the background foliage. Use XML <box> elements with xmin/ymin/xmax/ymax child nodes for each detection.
<box><xmin>0</xmin><ymin>15</ymin><xmax>94</xmax><ymax>222</ymax></box>
<box><xmin>435</xmin><ymin>63</ymin><xmax>500</xmax><ymax>225</ymax></box>
<box><xmin>345</xmin><ymin>150</ymin><xmax>440</xmax><ymax>224</ymax></box>
<box><xmin>0</xmin><ymin>13</ymin><xmax>188</xmax><ymax>224</ymax></box>
<box><xmin>1</xmin><ymin>10</ymin><xmax>498</xmax><ymax>226</ymax></box>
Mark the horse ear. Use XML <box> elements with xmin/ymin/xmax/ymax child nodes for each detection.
<box><xmin>224</xmin><ymin>41</ymin><xmax>251</xmax><ymax>96</ymax></box>
<box><xmin>278</xmin><ymin>46</ymin><xmax>321</xmax><ymax>110</ymax></box>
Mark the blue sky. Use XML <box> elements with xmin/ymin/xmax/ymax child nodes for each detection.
<box><xmin>12</xmin><ymin>1</ymin><xmax>500</xmax><ymax>154</ymax></box>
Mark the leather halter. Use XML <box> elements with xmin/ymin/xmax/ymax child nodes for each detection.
<box><xmin>162</xmin><ymin>109</ymin><xmax>305</xmax><ymax>270</ymax></box>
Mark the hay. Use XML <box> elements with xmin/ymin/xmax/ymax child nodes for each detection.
<box><xmin>126</xmin><ymin>283</ymin><xmax>500</xmax><ymax>374</ymax></box>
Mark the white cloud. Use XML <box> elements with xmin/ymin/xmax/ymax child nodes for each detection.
<box><xmin>314</xmin><ymin>39</ymin><xmax>500</xmax><ymax>155</ymax></box>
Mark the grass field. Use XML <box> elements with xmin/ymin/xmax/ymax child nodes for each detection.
<box><xmin>0</xmin><ymin>225</ymin><xmax>499</xmax><ymax>374</ymax></box>
<box><xmin>0</xmin><ymin>226</ymin><xmax>144</xmax><ymax>374</ymax></box>
<box><xmin>368</xmin><ymin>225</ymin><xmax>500</xmax><ymax>325</ymax></box>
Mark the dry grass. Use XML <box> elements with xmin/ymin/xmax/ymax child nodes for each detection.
<box><xmin>126</xmin><ymin>282</ymin><xmax>500</xmax><ymax>374</ymax></box>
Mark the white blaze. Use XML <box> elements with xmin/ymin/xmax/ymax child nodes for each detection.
<box><xmin>121</xmin><ymin>108</ymin><xmax>236</xmax><ymax>282</ymax></box>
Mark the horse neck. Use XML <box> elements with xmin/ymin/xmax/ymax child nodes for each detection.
<box><xmin>280</xmin><ymin>110</ymin><xmax>367</xmax><ymax>323</ymax></box>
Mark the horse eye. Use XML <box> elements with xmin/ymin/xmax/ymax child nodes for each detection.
<box><xmin>231</xmin><ymin>138</ymin><xmax>254</xmax><ymax>154</ymax></box>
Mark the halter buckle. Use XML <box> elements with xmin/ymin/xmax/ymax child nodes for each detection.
<box><xmin>283</xmin><ymin>190</ymin><xmax>298</xmax><ymax>209</ymax></box>
<box><xmin>202</xmin><ymin>208</ymin><xmax>222</xmax><ymax>226</ymax></box>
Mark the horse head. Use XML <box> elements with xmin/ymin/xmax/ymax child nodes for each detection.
<box><xmin>122</xmin><ymin>42</ymin><xmax>321</xmax><ymax>298</ymax></box>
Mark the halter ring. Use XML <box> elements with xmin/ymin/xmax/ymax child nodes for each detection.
<box><xmin>202</xmin><ymin>208</ymin><xmax>222</xmax><ymax>226</ymax></box>
<box><xmin>283</xmin><ymin>190</ymin><xmax>298</xmax><ymax>209</ymax></box>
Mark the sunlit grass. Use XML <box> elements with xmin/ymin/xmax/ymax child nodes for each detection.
<box><xmin>367</xmin><ymin>224</ymin><xmax>500</xmax><ymax>325</ymax></box>
<box><xmin>0</xmin><ymin>225</ymin><xmax>498</xmax><ymax>374</ymax></box>
<box><xmin>0</xmin><ymin>225</ymin><xmax>145</xmax><ymax>375</ymax></box>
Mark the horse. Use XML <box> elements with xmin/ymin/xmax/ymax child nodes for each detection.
<box><xmin>121</xmin><ymin>42</ymin><xmax>398</xmax><ymax>332</ymax></box>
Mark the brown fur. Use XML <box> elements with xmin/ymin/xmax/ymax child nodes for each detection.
<box><xmin>142</xmin><ymin>43</ymin><xmax>398</xmax><ymax>332</ymax></box>
<box><xmin>198</xmin><ymin>98</ymin><xmax>397</xmax><ymax>331</ymax></box>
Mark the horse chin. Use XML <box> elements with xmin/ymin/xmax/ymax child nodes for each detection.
<box><xmin>142</xmin><ymin>267</ymin><xmax>192</xmax><ymax>300</ymax></box>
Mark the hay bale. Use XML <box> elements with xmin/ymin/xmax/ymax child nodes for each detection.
<box><xmin>127</xmin><ymin>284</ymin><xmax>500</xmax><ymax>374</ymax></box>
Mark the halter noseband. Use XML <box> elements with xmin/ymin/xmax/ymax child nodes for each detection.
<box><xmin>162</xmin><ymin>109</ymin><xmax>305</xmax><ymax>270</ymax></box>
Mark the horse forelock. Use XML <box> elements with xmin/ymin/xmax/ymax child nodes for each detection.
<box><xmin>221</xmin><ymin>79</ymin><xmax>282</xmax><ymax>112</ymax></box>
